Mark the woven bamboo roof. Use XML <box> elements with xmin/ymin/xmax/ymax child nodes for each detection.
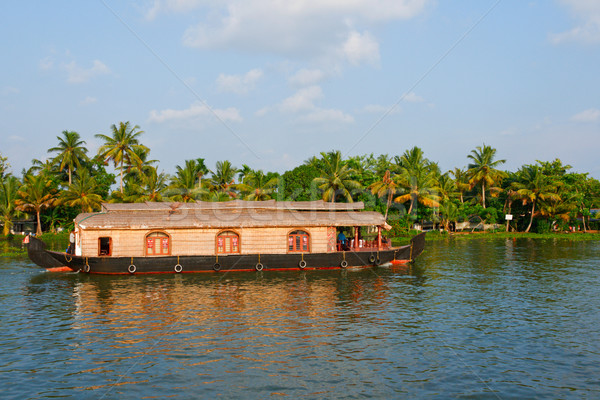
<box><xmin>77</xmin><ymin>201</ymin><xmax>384</xmax><ymax>230</ymax></box>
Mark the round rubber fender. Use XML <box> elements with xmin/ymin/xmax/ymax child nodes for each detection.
<box><xmin>174</xmin><ymin>264</ymin><xmax>183</xmax><ymax>273</ymax></box>
<box><xmin>340</xmin><ymin>260</ymin><xmax>348</xmax><ymax>268</ymax></box>
<box><xmin>299</xmin><ymin>260</ymin><xmax>307</xmax><ymax>269</ymax></box>
<box><xmin>84</xmin><ymin>264</ymin><xmax>90</xmax><ymax>273</ymax></box>
<box><xmin>369</xmin><ymin>254</ymin><xmax>376</xmax><ymax>263</ymax></box>
<box><xmin>255</xmin><ymin>263</ymin><xmax>264</xmax><ymax>271</ymax></box>
<box><xmin>128</xmin><ymin>264</ymin><xmax>136</xmax><ymax>274</ymax></box>
<box><xmin>213</xmin><ymin>263</ymin><xmax>221</xmax><ymax>271</ymax></box>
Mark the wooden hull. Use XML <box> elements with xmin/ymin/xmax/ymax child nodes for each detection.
<box><xmin>27</xmin><ymin>233</ymin><xmax>425</xmax><ymax>275</ymax></box>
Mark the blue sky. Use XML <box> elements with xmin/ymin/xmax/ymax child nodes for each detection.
<box><xmin>1</xmin><ymin>0</ymin><xmax>599</xmax><ymax>179</ymax></box>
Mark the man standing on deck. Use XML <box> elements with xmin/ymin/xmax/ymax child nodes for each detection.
<box><xmin>68</xmin><ymin>230</ymin><xmax>75</xmax><ymax>254</ymax></box>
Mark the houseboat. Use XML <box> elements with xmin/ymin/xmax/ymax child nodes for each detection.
<box><xmin>27</xmin><ymin>200</ymin><xmax>425</xmax><ymax>274</ymax></box>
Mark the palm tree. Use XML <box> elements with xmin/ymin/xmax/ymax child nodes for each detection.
<box><xmin>436</xmin><ymin>173</ymin><xmax>458</xmax><ymax>204</ymax></box>
<box><xmin>0</xmin><ymin>153</ymin><xmax>10</xmax><ymax>179</ymax></box>
<box><xmin>450</xmin><ymin>167</ymin><xmax>470</xmax><ymax>204</ymax></box>
<box><xmin>467</xmin><ymin>144</ymin><xmax>507</xmax><ymax>209</ymax></box>
<box><xmin>0</xmin><ymin>175</ymin><xmax>20</xmax><ymax>235</ymax></box>
<box><xmin>209</xmin><ymin>160</ymin><xmax>239</xmax><ymax>198</ymax></box>
<box><xmin>439</xmin><ymin>201</ymin><xmax>459</xmax><ymax>231</ymax></box>
<box><xmin>393</xmin><ymin>147</ymin><xmax>440</xmax><ymax>215</ymax></box>
<box><xmin>95</xmin><ymin>122</ymin><xmax>148</xmax><ymax>193</ymax></box>
<box><xmin>311</xmin><ymin>150</ymin><xmax>361</xmax><ymax>203</ymax></box>
<box><xmin>47</xmin><ymin>130</ymin><xmax>89</xmax><ymax>185</ymax></box>
<box><xmin>512</xmin><ymin>164</ymin><xmax>560</xmax><ymax>232</ymax></box>
<box><xmin>240</xmin><ymin>169</ymin><xmax>278</xmax><ymax>201</ymax></box>
<box><xmin>15</xmin><ymin>174</ymin><xmax>58</xmax><ymax>235</ymax></box>
<box><xmin>369</xmin><ymin>170</ymin><xmax>401</xmax><ymax>220</ymax></box>
<box><xmin>167</xmin><ymin>162</ymin><xmax>207</xmax><ymax>203</ymax></box>
<box><xmin>58</xmin><ymin>169</ymin><xmax>103</xmax><ymax>212</ymax></box>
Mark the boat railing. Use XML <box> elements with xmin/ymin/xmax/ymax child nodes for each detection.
<box><xmin>336</xmin><ymin>240</ymin><xmax>392</xmax><ymax>252</ymax></box>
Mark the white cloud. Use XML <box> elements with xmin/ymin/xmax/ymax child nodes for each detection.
<box><xmin>280</xmin><ymin>85</ymin><xmax>323</xmax><ymax>112</ymax></box>
<box><xmin>39</xmin><ymin>57</ymin><xmax>54</xmax><ymax>71</ymax></box>
<box><xmin>170</xmin><ymin>0</ymin><xmax>429</xmax><ymax>66</ymax></box>
<box><xmin>144</xmin><ymin>0</ymin><xmax>205</xmax><ymax>20</ymax></box>
<box><xmin>64</xmin><ymin>60</ymin><xmax>110</xmax><ymax>84</ymax></box>
<box><xmin>551</xmin><ymin>0</ymin><xmax>600</xmax><ymax>44</ymax></box>
<box><xmin>402</xmin><ymin>91</ymin><xmax>425</xmax><ymax>103</ymax></box>
<box><xmin>289</xmin><ymin>68</ymin><xmax>325</xmax><ymax>86</ymax></box>
<box><xmin>81</xmin><ymin>96</ymin><xmax>97</xmax><ymax>105</ymax></box>
<box><xmin>216</xmin><ymin>68</ymin><xmax>263</xmax><ymax>94</ymax></box>
<box><xmin>301</xmin><ymin>108</ymin><xmax>354</xmax><ymax>124</ymax></box>
<box><xmin>342</xmin><ymin>30</ymin><xmax>380</xmax><ymax>66</ymax></box>
<box><xmin>571</xmin><ymin>108</ymin><xmax>600</xmax><ymax>122</ymax></box>
<box><xmin>148</xmin><ymin>101</ymin><xmax>243</xmax><ymax>123</ymax></box>
<box><xmin>275</xmin><ymin>85</ymin><xmax>353</xmax><ymax>123</ymax></box>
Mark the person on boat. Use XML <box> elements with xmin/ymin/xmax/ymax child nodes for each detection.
<box><xmin>337</xmin><ymin>231</ymin><xmax>348</xmax><ymax>251</ymax></box>
<box><xmin>67</xmin><ymin>231</ymin><xmax>75</xmax><ymax>254</ymax></box>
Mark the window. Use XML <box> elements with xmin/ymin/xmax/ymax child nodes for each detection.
<box><xmin>99</xmin><ymin>237</ymin><xmax>112</xmax><ymax>256</ymax></box>
<box><xmin>146</xmin><ymin>232</ymin><xmax>170</xmax><ymax>256</ymax></box>
<box><xmin>288</xmin><ymin>230</ymin><xmax>310</xmax><ymax>252</ymax></box>
<box><xmin>216</xmin><ymin>231</ymin><xmax>240</xmax><ymax>254</ymax></box>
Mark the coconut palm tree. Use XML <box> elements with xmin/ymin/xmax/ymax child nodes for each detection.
<box><xmin>450</xmin><ymin>167</ymin><xmax>470</xmax><ymax>204</ymax></box>
<box><xmin>95</xmin><ymin>122</ymin><xmax>149</xmax><ymax>194</ymax></box>
<box><xmin>167</xmin><ymin>162</ymin><xmax>207</xmax><ymax>203</ymax></box>
<box><xmin>0</xmin><ymin>175</ymin><xmax>20</xmax><ymax>235</ymax></box>
<box><xmin>58</xmin><ymin>169</ymin><xmax>103</xmax><ymax>212</ymax></box>
<box><xmin>209</xmin><ymin>160</ymin><xmax>239</xmax><ymax>198</ymax></box>
<box><xmin>467</xmin><ymin>144</ymin><xmax>507</xmax><ymax>209</ymax></box>
<box><xmin>436</xmin><ymin>173</ymin><xmax>458</xmax><ymax>204</ymax></box>
<box><xmin>512</xmin><ymin>164</ymin><xmax>560</xmax><ymax>232</ymax></box>
<box><xmin>240</xmin><ymin>169</ymin><xmax>278</xmax><ymax>201</ymax></box>
<box><xmin>311</xmin><ymin>150</ymin><xmax>361</xmax><ymax>203</ymax></box>
<box><xmin>47</xmin><ymin>130</ymin><xmax>89</xmax><ymax>185</ymax></box>
<box><xmin>393</xmin><ymin>147</ymin><xmax>440</xmax><ymax>215</ymax></box>
<box><xmin>0</xmin><ymin>153</ymin><xmax>10</xmax><ymax>179</ymax></box>
<box><xmin>369</xmin><ymin>170</ymin><xmax>401</xmax><ymax>220</ymax></box>
<box><xmin>15</xmin><ymin>174</ymin><xmax>58</xmax><ymax>235</ymax></box>
<box><xmin>439</xmin><ymin>201</ymin><xmax>459</xmax><ymax>232</ymax></box>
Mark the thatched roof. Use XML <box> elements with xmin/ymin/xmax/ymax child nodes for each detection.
<box><xmin>77</xmin><ymin>200</ymin><xmax>384</xmax><ymax>230</ymax></box>
<box><xmin>100</xmin><ymin>200</ymin><xmax>364</xmax><ymax>212</ymax></box>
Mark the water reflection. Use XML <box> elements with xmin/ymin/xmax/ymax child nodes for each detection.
<box><xmin>3</xmin><ymin>238</ymin><xmax>600</xmax><ymax>399</ymax></box>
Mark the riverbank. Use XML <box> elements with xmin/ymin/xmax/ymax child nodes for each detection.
<box><xmin>391</xmin><ymin>230</ymin><xmax>600</xmax><ymax>245</ymax></box>
<box><xmin>0</xmin><ymin>232</ymin><xmax>69</xmax><ymax>257</ymax></box>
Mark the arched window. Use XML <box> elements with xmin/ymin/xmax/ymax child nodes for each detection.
<box><xmin>216</xmin><ymin>231</ymin><xmax>240</xmax><ymax>254</ymax></box>
<box><xmin>145</xmin><ymin>232</ymin><xmax>170</xmax><ymax>256</ymax></box>
<box><xmin>288</xmin><ymin>230</ymin><xmax>310</xmax><ymax>252</ymax></box>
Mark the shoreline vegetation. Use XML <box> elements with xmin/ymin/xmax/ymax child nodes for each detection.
<box><xmin>1</xmin><ymin>125</ymin><xmax>599</xmax><ymax>240</ymax></box>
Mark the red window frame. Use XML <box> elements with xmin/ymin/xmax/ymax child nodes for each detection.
<box><xmin>288</xmin><ymin>230</ymin><xmax>310</xmax><ymax>253</ymax></box>
<box><xmin>216</xmin><ymin>231</ymin><xmax>241</xmax><ymax>254</ymax></box>
<box><xmin>145</xmin><ymin>232</ymin><xmax>171</xmax><ymax>256</ymax></box>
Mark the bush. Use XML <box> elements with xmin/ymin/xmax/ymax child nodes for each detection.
<box><xmin>535</xmin><ymin>219</ymin><xmax>551</xmax><ymax>234</ymax></box>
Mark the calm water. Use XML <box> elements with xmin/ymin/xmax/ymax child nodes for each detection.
<box><xmin>1</xmin><ymin>238</ymin><xmax>600</xmax><ymax>399</ymax></box>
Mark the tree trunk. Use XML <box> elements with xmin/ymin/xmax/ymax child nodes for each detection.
<box><xmin>525</xmin><ymin>201</ymin><xmax>535</xmax><ymax>233</ymax></box>
<box><xmin>481</xmin><ymin>181</ymin><xmax>486</xmax><ymax>209</ymax></box>
<box><xmin>36</xmin><ymin>209</ymin><xmax>42</xmax><ymax>236</ymax></box>
<box><xmin>68</xmin><ymin>166</ymin><xmax>72</xmax><ymax>186</ymax></box>
<box><xmin>383</xmin><ymin>192</ymin><xmax>392</xmax><ymax>221</ymax></box>
<box><xmin>120</xmin><ymin>160</ymin><xmax>124</xmax><ymax>193</ymax></box>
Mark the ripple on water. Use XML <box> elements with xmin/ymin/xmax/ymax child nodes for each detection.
<box><xmin>1</xmin><ymin>239</ymin><xmax>600</xmax><ymax>399</ymax></box>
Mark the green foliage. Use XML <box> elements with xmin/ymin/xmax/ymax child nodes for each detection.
<box><xmin>281</xmin><ymin>164</ymin><xmax>320</xmax><ymax>201</ymax></box>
